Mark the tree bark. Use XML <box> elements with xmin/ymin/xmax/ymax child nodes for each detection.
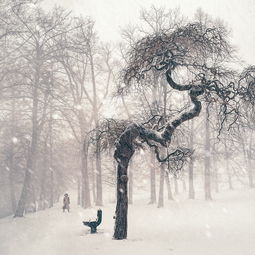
<box><xmin>91</xmin><ymin>159</ymin><xmax>96</xmax><ymax>204</ymax></box>
<box><xmin>165</xmin><ymin>172</ymin><xmax>173</xmax><ymax>200</ymax></box>
<box><xmin>78</xmin><ymin>109</ymin><xmax>91</xmax><ymax>208</ymax></box>
<box><xmin>157</xmin><ymin>163</ymin><xmax>165</xmax><ymax>208</ymax></box>
<box><xmin>39</xmin><ymin>140</ymin><xmax>48</xmax><ymax>210</ymax></box>
<box><xmin>9</xmin><ymin>88</ymin><xmax>17</xmax><ymax>213</ymax></box>
<box><xmin>89</xmin><ymin>45</ymin><xmax>103</xmax><ymax>206</ymax></box>
<box><xmin>224</xmin><ymin>142</ymin><xmax>233</xmax><ymax>190</ymax></box>
<box><xmin>247</xmin><ymin>131</ymin><xmax>254</xmax><ymax>188</ymax></box>
<box><xmin>212</xmin><ymin>140</ymin><xmax>219</xmax><ymax>193</ymax></box>
<box><xmin>81</xmin><ymin>139</ymin><xmax>91</xmax><ymax>208</ymax></box>
<box><xmin>182</xmin><ymin>178</ymin><xmax>187</xmax><ymax>192</ymax></box>
<box><xmin>149</xmin><ymin>150</ymin><xmax>157</xmax><ymax>204</ymax></box>
<box><xmin>77</xmin><ymin>176</ymin><xmax>81</xmax><ymax>205</ymax></box>
<box><xmin>49</xmin><ymin>103</ymin><xmax>54</xmax><ymax>208</ymax></box>
<box><xmin>188</xmin><ymin>156</ymin><xmax>195</xmax><ymax>199</ymax></box>
<box><xmin>174</xmin><ymin>177</ymin><xmax>179</xmax><ymax>195</ymax></box>
<box><xmin>95</xmin><ymin>138</ymin><xmax>103</xmax><ymax>206</ymax></box>
<box><xmin>15</xmin><ymin>47</ymin><xmax>40</xmax><ymax>217</ymax></box>
<box><xmin>113</xmin><ymin>157</ymin><xmax>129</xmax><ymax>239</ymax></box>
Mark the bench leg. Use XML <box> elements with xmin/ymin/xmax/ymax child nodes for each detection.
<box><xmin>90</xmin><ymin>226</ymin><xmax>97</xmax><ymax>233</ymax></box>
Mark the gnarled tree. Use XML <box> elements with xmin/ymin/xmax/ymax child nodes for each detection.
<box><xmin>113</xmin><ymin>16</ymin><xmax>253</xmax><ymax>239</ymax></box>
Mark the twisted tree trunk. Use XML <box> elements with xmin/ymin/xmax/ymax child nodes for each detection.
<box><xmin>113</xmin><ymin>71</ymin><xmax>204</xmax><ymax>239</ymax></box>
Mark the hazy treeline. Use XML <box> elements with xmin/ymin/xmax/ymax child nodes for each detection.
<box><xmin>0</xmin><ymin>1</ymin><xmax>254</xmax><ymax>218</ymax></box>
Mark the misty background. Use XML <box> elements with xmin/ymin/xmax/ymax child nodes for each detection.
<box><xmin>0</xmin><ymin>0</ymin><xmax>255</xmax><ymax>254</ymax></box>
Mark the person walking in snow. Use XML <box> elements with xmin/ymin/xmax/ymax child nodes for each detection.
<box><xmin>63</xmin><ymin>193</ymin><xmax>70</xmax><ymax>212</ymax></box>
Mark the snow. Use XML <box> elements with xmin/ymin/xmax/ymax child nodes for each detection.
<box><xmin>12</xmin><ymin>137</ymin><xmax>18</xmax><ymax>144</ymax></box>
<box><xmin>1</xmin><ymin>189</ymin><xmax>255</xmax><ymax>255</ymax></box>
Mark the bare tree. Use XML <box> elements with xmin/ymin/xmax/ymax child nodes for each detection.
<box><xmin>113</xmin><ymin>11</ymin><xmax>253</xmax><ymax>238</ymax></box>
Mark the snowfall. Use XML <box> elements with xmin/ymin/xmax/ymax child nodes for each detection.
<box><xmin>1</xmin><ymin>189</ymin><xmax>255</xmax><ymax>255</ymax></box>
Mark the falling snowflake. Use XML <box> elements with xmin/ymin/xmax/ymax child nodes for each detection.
<box><xmin>52</xmin><ymin>113</ymin><xmax>59</xmax><ymax>120</ymax></box>
<box><xmin>119</xmin><ymin>188</ymin><xmax>124</xmax><ymax>193</ymax></box>
<box><xmin>75</xmin><ymin>104</ymin><xmax>82</xmax><ymax>110</ymax></box>
<box><xmin>25</xmin><ymin>135</ymin><xmax>31</xmax><ymax>140</ymax></box>
<box><xmin>12</xmin><ymin>137</ymin><xmax>18</xmax><ymax>144</ymax></box>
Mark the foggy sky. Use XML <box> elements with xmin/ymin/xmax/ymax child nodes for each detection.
<box><xmin>42</xmin><ymin>0</ymin><xmax>255</xmax><ymax>65</ymax></box>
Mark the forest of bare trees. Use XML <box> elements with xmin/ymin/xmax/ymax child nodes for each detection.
<box><xmin>0</xmin><ymin>0</ymin><xmax>254</xmax><ymax>242</ymax></box>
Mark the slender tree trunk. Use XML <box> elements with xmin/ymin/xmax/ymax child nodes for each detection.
<box><xmin>188</xmin><ymin>157</ymin><xmax>195</xmax><ymax>199</ymax></box>
<box><xmin>165</xmin><ymin>172</ymin><xmax>173</xmax><ymax>200</ymax></box>
<box><xmin>8</xmin><ymin>150</ymin><xmax>16</xmax><ymax>213</ymax></box>
<box><xmin>91</xmin><ymin>159</ymin><xmax>96</xmax><ymax>204</ymax></box>
<box><xmin>240</xmin><ymin>134</ymin><xmax>254</xmax><ymax>188</ymax></box>
<box><xmin>188</xmin><ymin>120</ymin><xmax>195</xmax><ymax>199</ymax></box>
<box><xmin>89</xmin><ymin>46</ymin><xmax>103</xmax><ymax>206</ymax></box>
<box><xmin>182</xmin><ymin>178</ymin><xmax>187</xmax><ymax>192</ymax></box>
<box><xmin>78</xmin><ymin>109</ymin><xmax>91</xmax><ymax>208</ymax></box>
<box><xmin>247</xmin><ymin>131</ymin><xmax>254</xmax><ymax>188</ymax></box>
<box><xmin>213</xmin><ymin>105</ymin><xmax>219</xmax><ymax>193</ymax></box>
<box><xmin>149</xmin><ymin>150</ymin><xmax>156</xmax><ymax>204</ymax></box>
<box><xmin>214</xmin><ymin>166</ymin><xmax>219</xmax><ymax>192</ymax></box>
<box><xmin>247</xmin><ymin>154</ymin><xmax>254</xmax><ymax>188</ymax></box>
<box><xmin>224</xmin><ymin>142</ymin><xmax>233</xmax><ymax>190</ymax></box>
<box><xmin>77</xmin><ymin>176</ymin><xmax>81</xmax><ymax>205</ymax></box>
<box><xmin>9</xmin><ymin>88</ymin><xmax>17</xmax><ymax>213</ymax></box>
<box><xmin>49</xmin><ymin>104</ymin><xmax>54</xmax><ymax>208</ymax></box>
<box><xmin>158</xmin><ymin>79</ymin><xmax>168</xmax><ymax>207</ymax></box>
<box><xmin>95</xmin><ymin>138</ymin><xmax>103</xmax><ymax>206</ymax></box>
<box><xmin>39</xmin><ymin>140</ymin><xmax>48</xmax><ymax>210</ymax></box>
<box><xmin>157</xmin><ymin>164</ymin><xmax>165</xmax><ymax>208</ymax></box>
<box><xmin>15</xmin><ymin>50</ymin><xmax>40</xmax><ymax>217</ymax></box>
<box><xmin>81</xmin><ymin>139</ymin><xmax>91</xmax><ymax>208</ymax></box>
<box><xmin>49</xmin><ymin>170</ymin><xmax>54</xmax><ymax>208</ymax></box>
<box><xmin>212</xmin><ymin>140</ymin><xmax>219</xmax><ymax>193</ymax></box>
<box><xmin>174</xmin><ymin>177</ymin><xmax>179</xmax><ymax>195</ymax></box>
<box><xmin>204</xmin><ymin>109</ymin><xmax>212</xmax><ymax>201</ymax></box>
<box><xmin>8</xmin><ymin>159</ymin><xmax>16</xmax><ymax>213</ymax></box>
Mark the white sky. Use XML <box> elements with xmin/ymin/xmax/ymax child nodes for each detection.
<box><xmin>42</xmin><ymin>0</ymin><xmax>255</xmax><ymax>65</ymax></box>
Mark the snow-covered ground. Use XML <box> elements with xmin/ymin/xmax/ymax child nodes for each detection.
<box><xmin>1</xmin><ymin>189</ymin><xmax>255</xmax><ymax>255</ymax></box>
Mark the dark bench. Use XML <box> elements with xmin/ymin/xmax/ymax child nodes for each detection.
<box><xmin>83</xmin><ymin>209</ymin><xmax>102</xmax><ymax>233</ymax></box>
